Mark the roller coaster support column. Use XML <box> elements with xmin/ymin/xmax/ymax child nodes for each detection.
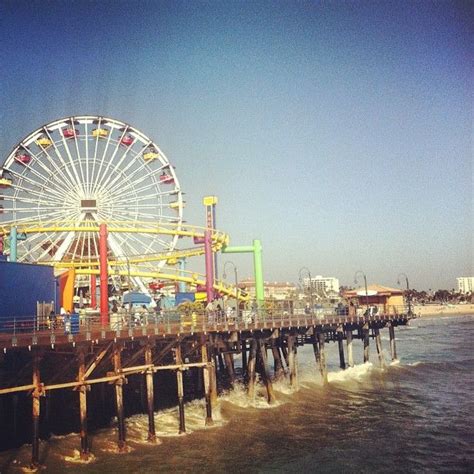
<box><xmin>222</xmin><ymin>239</ymin><xmax>264</xmax><ymax>307</ymax></box>
<box><xmin>204</xmin><ymin>230</ymin><xmax>214</xmax><ymax>303</ymax></box>
<box><xmin>9</xmin><ymin>226</ymin><xmax>17</xmax><ymax>262</ymax></box>
<box><xmin>99</xmin><ymin>224</ymin><xmax>109</xmax><ymax>326</ymax></box>
<box><xmin>178</xmin><ymin>258</ymin><xmax>187</xmax><ymax>293</ymax></box>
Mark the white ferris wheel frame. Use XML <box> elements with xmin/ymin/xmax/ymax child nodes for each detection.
<box><xmin>0</xmin><ymin>115</ymin><xmax>184</xmax><ymax>271</ymax></box>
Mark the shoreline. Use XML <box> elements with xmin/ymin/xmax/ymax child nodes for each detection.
<box><xmin>413</xmin><ymin>304</ymin><xmax>474</xmax><ymax>317</ymax></box>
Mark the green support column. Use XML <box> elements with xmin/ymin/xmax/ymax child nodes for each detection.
<box><xmin>222</xmin><ymin>239</ymin><xmax>264</xmax><ymax>307</ymax></box>
<box><xmin>253</xmin><ymin>240</ymin><xmax>264</xmax><ymax>306</ymax></box>
<box><xmin>9</xmin><ymin>227</ymin><xmax>17</xmax><ymax>262</ymax></box>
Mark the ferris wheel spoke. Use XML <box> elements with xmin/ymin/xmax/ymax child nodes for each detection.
<box><xmin>35</xmin><ymin>130</ymin><xmax>78</xmax><ymax>191</ymax></box>
<box><xmin>89</xmin><ymin>127</ymin><xmax>114</xmax><ymax>198</ymax></box>
<box><xmin>24</xmin><ymin>138</ymin><xmax>76</xmax><ymax>191</ymax></box>
<box><xmin>88</xmin><ymin>117</ymin><xmax>105</xmax><ymax>198</ymax></box>
<box><xmin>100</xmin><ymin>142</ymin><xmax>152</xmax><ymax>196</ymax></box>
<box><xmin>71</xmin><ymin>126</ymin><xmax>88</xmax><ymax>195</ymax></box>
<box><xmin>46</xmin><ymin>129</ymin><xmax>83</xmax><ymax>191</ymax></box>
<box><xmin>8</xmin><ymin>168</ymin><xmax>70</xmax><ymax>203</ymax></box>
<box><xmin>109</xmin><ymin>166</ymin><xmax>174</xmax><ymax>201</ymax></box>
<box><xmin>91</xmin><ymin>129</ymin><xmax>127</xmax><ymax>196</ymax></box>
<box><xmin>92</xmin><ymin>134</ymin><xmax>136</xmax><ymax>194</ymax></box>
<box><xmin>59</xmin><ymin>133</ymin><xmax>83</xmax><ymax>194</ymax></box>
<box><xmin>106</xmin><ymin>177</ymin><xmax>173</xmax><ymax>204</ymax></box>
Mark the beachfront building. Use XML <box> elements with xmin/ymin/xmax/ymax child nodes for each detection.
<box><xmin>301</xmin><ymin>275</ymin><xmax>340</xmax><ymax>298</ymax></box>
<box><xmin>343</xmin><ymin>284</ymin><xmax>405</xmax><ymax>315</ymax></box>
<box><xmin>457</xmin><ymin>277</ymin><xmax>474</xmax><ymax>294</ymax></box>
<box><xmin>239</xmin><ymin>279</ymin><xmax>296</xmax><ymax>301</ymax></box>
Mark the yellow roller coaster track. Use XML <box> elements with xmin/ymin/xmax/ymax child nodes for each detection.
<box><xmin>0</xmin><ymin>220</ymin><xmax>248</xmax><ymax>300</ymax></box>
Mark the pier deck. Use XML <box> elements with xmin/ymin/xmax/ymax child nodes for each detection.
<box><xmin>0</xmin><ymin>309</ymin><xmax>413</xmax><ymax>468</ymax></box>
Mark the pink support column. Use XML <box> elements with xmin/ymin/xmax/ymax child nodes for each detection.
<box><xmin>99</xmin><ymin>224</ymin><xmax>109</xmax><ymax>326</ymax></box>
<box><xmin>90</xmin><ymin>274</ymin><xmax>97</xmax><ymax>309</ymax></box>
<box><xmin>204</xmin><ymin>230</ymin><xmax>214</xmax><ymax>303</ymax></box>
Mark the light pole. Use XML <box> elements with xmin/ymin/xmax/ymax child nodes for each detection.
<box><xmin>397</xmin><ymin>273</ymin><xmax>412</xmax><ymax>315</ymax></box>
<box><xmin>299</xmin><ymin>267</ymin><xmax>314</xmax><ymax>316</ymax></box>
<box><xmin>223</xmin><ymin>261</ymin><xmax>239</xmax><ymax>319</ymax></box>
<box><xmin>354</xmin><ymin>270</ymin><xmax>369</xmax><ymax>311</ymax></box>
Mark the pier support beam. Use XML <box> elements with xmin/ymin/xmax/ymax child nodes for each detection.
<box><xmin>224</xmin><ymin>351</ymin><xmax>235</xmax><ymax>388</ymax></box>
<box><xmin>202</xmin><ymin>343</ymin><xmax>213</xmax><ymax>425</ymax></box>
<box><xmin>374</xmin><ymin>327</ymin><xmax>385</xmax><ymax>368</ymax></box>
<box><xmin>271</xmin><ymin>340</ymin><xmax>285</xmax><ymax>380</ymax></box>
<box><xmin>363</xmin><ymin>323</ymin><xmax>370</xmax><ymax>363</ymax></box>
<box><xmin>318</xmin><ymin>332</ymin><xmax>328</xmax><ymax>384</ymax></box>
<box><xmin>113</xmin><ymin>345</ymin><xmax>127</xmax><ymax>452</ymax></box>
<box><xmin>337</xmin><ymin>325</ymin><xmax>346</xmax><ymax>370</ymax></box>
<box><xmin>388</xmin><ymin>323</ymin><xmax>398</xmax><ymax>361</ymax></box>
<box><xmin>241</xmin><ymin>339</ymin><xmax>247</xmax><ymax>378</ymax></box>
<box><xmin>31</xmin><ymin>351</ymin><xmax>41</xmax><ymax>468</ymax></box>
<box><xmin>247</xmin><ymin>339</ymin><xmax>257</xmax><ymax>399</ymax></box>
<box><xmin>287</xmin><ymin>334</ymin><xmax>298</xmax><ymax>389</ymax></box>
<box><xmin>145</xmin><ymin>345</ymin><xmax>157</xmax><ymax>442</ymax></box>
<box><xmin>78</xmin><ymin>350</ymin><xmax>90</xmax><ymax>459</ymax></box>
<box><xmin>209</xmin><ymin>346</ymin><xmax>218</xmax><ymax>407</ymax></box>
<box><xmin>175</xmin><ymin>345</ymin><xmax>186</xmax><ymax>434</ymax></box>
<box><xmin>346</xmin><ymin>330</ymin><xmax>354</xmax><ymax>368</ymax></box>
<box><xmin>257</xmin><ymin>339</ymin><xmax>276</xmax><ymax>404</ymax></box>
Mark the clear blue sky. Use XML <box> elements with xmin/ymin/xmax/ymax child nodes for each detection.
<box><xmin>0</xmin><ymin>0</ymin><xmax>472</xmax><ymax>290</ymax></box>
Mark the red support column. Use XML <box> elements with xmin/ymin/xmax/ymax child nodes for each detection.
<box><xmin>99</xmin><ymin>224</ymin><xmax>109</xmax><ymax>326</ymax></box>
<box><xmin>90</xmin><ymin>274</ymin><xmax>97</xmax><ymax>309</ymax></box>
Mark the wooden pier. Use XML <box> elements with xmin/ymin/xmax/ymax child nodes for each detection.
<box><xmin>0</xmin><ymin>311</ymin><xmax>412</xmax><ymax>468</ymax></box>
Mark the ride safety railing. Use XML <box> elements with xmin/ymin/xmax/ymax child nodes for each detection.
<box><xmin>0</xmin><ymin>304</ymin><xmax>415</xmax><ymax>346</ymax></box>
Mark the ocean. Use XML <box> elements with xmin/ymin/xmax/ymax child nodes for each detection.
<box><xmin>1</xmin><ymin>314</ymin><xmax>473</xmax><ymax>473</ymax></box>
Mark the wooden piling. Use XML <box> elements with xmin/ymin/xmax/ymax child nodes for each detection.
<box><xmin>280</xmin><ymin>344</ymin><xmax>289</xmax><ymax>368</ymax></box>
<box><xmin>241</xmin><ymin>339</ymin><xmax>247</xmax><ymax>378</ymax></box>
<box><xmin>388</xmin><ymin>323</ymin><xmax>397</xmax><ymax>361</ymax></box>
<box><xmin>217</xmin><ymin>352</ymin><xmax>225</xmax><ymax>373</ymax></box>
<box><xmin>318</xmin><ymin>332</ymin><xmax>328</xmax><ymax>384</ymax></box>
<box><xmin>201</xmin><ymin>343</ymin><xmax>213</xmax><ymax>425</ymax></box>
<box><xmin>31</xmin><ymin>351</ymin><xmax>41</xmax><ymax>468</ymax></box>
<box><xmin>224</xmin><ymin>351</ymin><xmax>235</xmax><ymax>387</ymax></box>
<box><xmin>337</xmin><ymin>326</ymin><xmax>346</xmax><ymax>370</ymax></box>
<box><xmin>113</xmin><ymin>344</ymin><xmax>127</xmax><ymax>452</ymax></box>
<box><xmin>78</xmin><ymin>349</ymin><xmax>90</xmax><ymax>459</ymax></box>
<box><xmin>363</xmin><ymin>323</ymin><xmax>370</xmax><ymax>363</ymax></box>
<box><xmin>271</xmin><ymin>340</ymin><xmax>285</xmax><ymax>380</ymax></box>
<box><xmin>287</xmin><ymin>334</ymin><xmax>298</xmax><ymax>389</ymax></box>
<box><xmin>175</xmin><ymin>345</ymin><xmax>186</xmax><ymax>434</ymax></box>
<box><xmin>145</xmin><ymin>344</ymin><xmax>156</xmax><ymax>442</ymax></box>
<box><xmin>312</xmin><ymin>332</ymin><xmax>321</xmax><ymax>373</ymax></box>
<box><xmin>346</xmin><ymin>329</ymin><xmax>354</xmax><ymax>368</ymax></box>
<box><xmin>247</xmin><ymin>338</ymin><xmax>257</xmax><ymax>399</ymax></box>
<box><xmin>257</xmin><ymin>339</ymin><xmax>276</xmax><ymax>404</ymax></box>
<box><xmin>209</xmin><ymin>345</ymin><xmax>218</xmax><ymax>407</ymax></box>
<box><xmin>374</xmin><ymin>327</ymin><xmax>385</xmax><ymax>367</ymax></box>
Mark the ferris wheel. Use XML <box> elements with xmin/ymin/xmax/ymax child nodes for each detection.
<box><xmin>0</xmin><ymin>115</ymin><xmax>184</xmax><ymax>272</ymax></box>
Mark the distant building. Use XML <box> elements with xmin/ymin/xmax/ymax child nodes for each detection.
<box><xmin>239</xmin><ymin>279</ymin><xmax>296</xmax><ymax>300</ymax></box>
<box><xmin>302</xmin><ymin>275</ymin><xmax>340</xmax><ymax>297</ymax></box>
<box><xmin>343</xmin><ymin>284</ymin><xmax>404</xmax><ymax>315</ymax></box>
<box><xmin>457</xmin><ymin>277</ymin><xmax>474</xmax><ymax>294</ymax></box>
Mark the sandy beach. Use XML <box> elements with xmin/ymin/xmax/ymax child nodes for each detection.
<box><xmin>414</xmin><ymin>304</ymin><xmax>474</xmax><ymax>317</ymax></box>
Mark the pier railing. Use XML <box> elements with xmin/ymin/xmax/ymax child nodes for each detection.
<box><xmin>0</xmin><ymin>305</ymin><xmax>414</xmax><ymax>348</ymax></box>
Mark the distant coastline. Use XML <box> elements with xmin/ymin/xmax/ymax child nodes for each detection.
<box><xmin>414</xmin><ymin>304</ymin><xmax>474</xmax><ymax>317</ymax></box>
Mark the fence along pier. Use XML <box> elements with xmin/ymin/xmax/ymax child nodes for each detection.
<box><xmin>0</xmin><ymin>309</ymin><xmax>411</xmax><ymax>468</ymax></box>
